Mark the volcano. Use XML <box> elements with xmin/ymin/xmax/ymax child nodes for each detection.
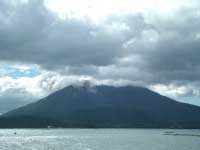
<box><xmin>1</xmin><ymin>85</ymin><xmax>200</xmax><ymax>128</ymax></box>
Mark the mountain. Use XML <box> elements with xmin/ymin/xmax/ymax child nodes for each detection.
<box><xmin>1</xmin><ymin>85</ymin><xmax>200</xmax><ymax>128</ymax></box>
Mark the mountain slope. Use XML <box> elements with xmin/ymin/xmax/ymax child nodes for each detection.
<box><xmin>1</xmin><ymin>85</ymin><xmax>200</xmax><ymax>128</ymax></box>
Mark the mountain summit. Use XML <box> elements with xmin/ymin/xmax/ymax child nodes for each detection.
<box><xmin>1</xmin><ymin>85</ymin><xmax>200</xmax><ymax>128</ymax></box>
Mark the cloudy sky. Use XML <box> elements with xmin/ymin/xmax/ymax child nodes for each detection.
<box><xmin>0</xmin><ymin>0</ymin><xmax>200</xmax><ymax>113</ymax></box>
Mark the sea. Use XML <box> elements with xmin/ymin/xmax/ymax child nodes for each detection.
<box><xmin>0</xmin><ymin>129</ymin><xmax>199</xmax><ymax>150</ymax></box>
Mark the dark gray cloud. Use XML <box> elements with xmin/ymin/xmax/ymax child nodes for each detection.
<box><xmin>0</xmin><ymin>0</ymin><xmax>155</xmax><ymax>70</ymax></box>
<box><xmin>0</xmin><ymin>0</ymin><xmax>123</xmax><ymax>68</ymax></box>
<box><xmin>122</xmin><ymin>7</ymin><xmax>200</xmax><ymax>84</ymax></box>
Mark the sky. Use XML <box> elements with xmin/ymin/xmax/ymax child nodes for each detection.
<box><xmin>0</xmin><ymin>0</ymin><xmax>200</xmax><ymax>113</ymax></box>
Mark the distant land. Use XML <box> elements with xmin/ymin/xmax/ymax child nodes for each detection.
<box><xmin>1</xmin><ymin>85</ymin><xmax>200</xmax><ymax>128</ymax></box>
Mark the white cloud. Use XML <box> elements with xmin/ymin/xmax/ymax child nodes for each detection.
<box><xmin>149</xmin><ymin>83</ymin><xmax>199</xmax><ymax>98</ymax></box>
<box><xmin>45</xmin><ymin>0</ymin><xmax>192</xmax><ymax>22</ymax></box>
<box><xmin>0</xmin><ymin>76</ymin><xmax>43</xmax><ymax>97</ymax></box>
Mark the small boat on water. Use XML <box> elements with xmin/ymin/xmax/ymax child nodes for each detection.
<box><xmin>164</xmin><ymin>131</ymin><xmax>174</xmax><ymax>134</ymax></box>
<box><xmin>47</xmin><ymin>125</ymin><xmax>54</xmax><ymax>129</ymax></box>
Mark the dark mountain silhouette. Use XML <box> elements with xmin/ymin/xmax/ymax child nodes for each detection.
<box><xmin>1</xmin><ymin>85</ymin><xmax>200</xmax><ymax>128</ymax></box>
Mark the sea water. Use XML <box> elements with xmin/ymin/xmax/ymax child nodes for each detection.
<box><xmin>0</xmin><ymin>129</ymin><xmax>199</xmax><ymax>150</ymax></box>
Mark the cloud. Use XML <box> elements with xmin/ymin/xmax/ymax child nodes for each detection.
<box><xmin>0</xmin><ymin>0</ymin><xmax>153</xmax><ymax>69</ymax></box>
<box><xmin>118</xmin><ymin>7</ymin><xmax>200</xmax><ymax>83</ymax></box>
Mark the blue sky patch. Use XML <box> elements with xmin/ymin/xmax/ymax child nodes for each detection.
<box><xmin>0</xmin><ymin>66</ymin><xmax>40</xmax><ymax>79</ymax></box>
